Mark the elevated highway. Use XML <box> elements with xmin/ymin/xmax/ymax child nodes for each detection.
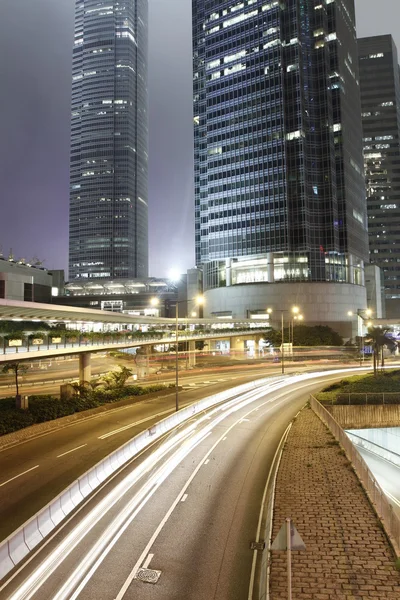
<box><xmin>0</xmin><ymin>299</ymin><xmax>270</xmax><ymax>382</ymax></box>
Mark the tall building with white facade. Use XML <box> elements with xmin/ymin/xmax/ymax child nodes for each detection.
<box><xmin>69</xmin><ymin>0</ymin><xmax>148</xmax><ymax>282</ymax></box>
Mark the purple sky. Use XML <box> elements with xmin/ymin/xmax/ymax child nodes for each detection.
<box><xmin>0</xmin><ymin>0</ymin><xmax>399</xmax><ymax>279</ymax></box>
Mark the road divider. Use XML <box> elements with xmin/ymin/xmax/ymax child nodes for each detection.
<box><xmin>0</xmin><ymin>366</ymin><xmax>368</xmax><ymax>582</ymax></box>
<box><xmin>0</xmin><ymin>376</ymin><xmax>282</xmax><ymax>580</ymax></box>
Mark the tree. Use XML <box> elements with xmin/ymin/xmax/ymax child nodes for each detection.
<box><xmin>98</xmin><ymin>365</ymin><xmax>133</xmax><ymax>390</ymax></box>
<box><xmin>365</xmin><ymin>327</ymin><xmax>396</xmax><ymax>376</ymax></box>
<box><xmin>263</xmin><ymin>325</ymin><xmax>343</xmax><ymax>348</ymax></box>
<box><xmin>1</xmin><ymin>361</ymin><xmax>28</xmax><ymax>397</ymax></box>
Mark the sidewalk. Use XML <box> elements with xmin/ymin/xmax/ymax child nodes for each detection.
<box><xmin>269</xmin><ymin>405</ymin><xmax>400</xmax><ymax>599</ymax></box>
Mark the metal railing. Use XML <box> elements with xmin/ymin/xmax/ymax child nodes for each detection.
<box><xmin>310</xmin><ymin>395</ymin><xmax>400</xmax><ymax>557</ymax></box>
<box><xmin>0</xmin><ymin>329</ymin><xmax>270</xmax><ymax>358</ymax></box>
<box><xmin>331</xmin><ymin>393</ymin><xmax>400</xmax><ymax>405</ymax></box>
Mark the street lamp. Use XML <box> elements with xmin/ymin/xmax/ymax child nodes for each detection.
<box><xmin>268</xmin><ymin>307</ymin><xmax>301</xmax><ymax>374</ymax></box>
<box><xmin>347</xmin><ymin>308</ymin><xmax>373</xmax><ymax>365</ymax></box>
<box><xmin>290</xmin><ymin>306</ymin><xmax>300</xmax><ymax>346</ymax></box>
<box><xmin>175</xmin><ymin>295</ymin><xmax>204</xmax><ymax>411</ymax></box>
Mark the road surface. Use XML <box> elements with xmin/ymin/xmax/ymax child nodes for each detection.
<box><xmin>0</xmin><ymin>371</ymin><xmax>356</xmax><ymax>600</ymax></box>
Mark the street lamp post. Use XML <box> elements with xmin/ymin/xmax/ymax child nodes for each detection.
<box><xmin>175</xmin><ymin>296</ymin><xmax>204</xmax><ymax>412</ymax></box>
<box><xmin>347</xmin><ymin>308</ymin><xmax>372</xmax><ymax>366</ymax></box>
<box><xmin>281</xmin><ymin>311</ymin><xmax>285</xmax><ymax>375</ymax></box>
<box><xmin>268</xmin><ymin>307</ymin><xmax>301</xmax><ymax>375</ymax></box>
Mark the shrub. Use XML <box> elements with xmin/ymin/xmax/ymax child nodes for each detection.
<box><xmin>0</xmin><ymin>383</ymin><xmax>174</xmax><ymax>437</ymax></box>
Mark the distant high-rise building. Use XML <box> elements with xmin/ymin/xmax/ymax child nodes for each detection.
<box><xmin>69</xmin><ymin>0</ymin><xmax>148</xmax><ymax>282</ymax></box>
<box><xmin>192</xmin><ymin>0</ymin><xmax>369</xmax><ymax>330</ymax></box>
<box><xmin>358</xmin><ymin>35</ymin><xmax>400</xmax><ymax>302</ymax></box>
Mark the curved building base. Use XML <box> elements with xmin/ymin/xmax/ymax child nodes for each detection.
<box><xmin>204</xmin><ymin>282</ymin><xmax>367</xmax><ymax>339</ymax></box>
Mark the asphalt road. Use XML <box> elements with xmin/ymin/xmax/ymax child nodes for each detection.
<box><xmin>0</xmin><ymin>354</ymin><xmax>118</xmax><ymax>398</ymax></box>
<box><xmin>0</xmin><ymin>365</ymin><xmax>297</xmax><ymax>540</ymax></box>
<box><xmin>0</xmin><ymin>371</ymin><xmax>356</xmax><ymax>600</ymax></box>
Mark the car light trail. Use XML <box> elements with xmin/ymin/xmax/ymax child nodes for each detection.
<box><xmin>4</xmin><ymin>367</ymin><xmax>369</xmax><ymax>600</ymax></box>
<box><xmin>8</xmin><ymin>382</ymin><xmax>281</xmax><ymax>600</ymax></box>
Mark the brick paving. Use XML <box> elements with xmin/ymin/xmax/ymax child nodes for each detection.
<box><xmin>269</xmin><ymin>405</ymin><xmax>400</xmax><ymax>599</ymax></box>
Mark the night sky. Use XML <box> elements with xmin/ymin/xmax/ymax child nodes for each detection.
<box><xmin>0</xmin><ymin>0</ymin><xmax>399</xmax><ymax>279</ymax></box>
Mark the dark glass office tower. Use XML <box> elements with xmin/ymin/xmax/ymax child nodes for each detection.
<box><xmin>69</xmin><ymin>0</ymin><xmax>148</xmax><ymax>281</ymax></box>
<box><xmin>358</xmin><ymin>35</ymin><xmax>400</xmax><ymax>300</ymax></box>
<box><xmin>193</xmin><ymin>0</ymin><xmax>368</xmax><ymax>292</ymax></box>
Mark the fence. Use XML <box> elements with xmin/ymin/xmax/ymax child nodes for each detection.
<box><xmin>334</xmin><ymin>393</ymin><xmax>400</xmax><ymax>405</ymax></box>
<box><xmin>310</xmin><ymin>395</ymin><xmax>400</xmax><ymax>557</ymax></box>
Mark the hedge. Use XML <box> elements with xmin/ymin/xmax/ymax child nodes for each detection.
<box><xmin>0</xmin><ymin>384</ymin><xmax>175</xmax><ymax>437</ymax></box>
<box><xmin>317</xmin><ymin>370</ymin><xmax>400</xmax><ymax>405</ymax></box>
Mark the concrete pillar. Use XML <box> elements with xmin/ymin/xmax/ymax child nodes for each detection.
<box><xmin>360</xmin><ymin>260</ymin><xmax>365</xmax><ymax>287</ymax></box>
<box><xmin>348</xmin><ymin>254</ymin><xmax>354</xmax><ymax>284</ymax></box>
<box><xmin>267</xmin><ymin>252</ymin><xmax>274</xmax><ymax>283</ymax></box>
<box><xmin>230</xmin><ymin>336</ymin><xmax>244</xmax><ymax>360</ymax></box>
<box><xmin>226</xmin><ymin>258</ymin><xmax>232</xmax><ymax>286</ymax></box>
<box><xmin>188</xmin><ymin>340</ymin><xmax>196</xmax><ymax>367</ymax></box>
<box><xmin>79</xmin><ymin>352</ymin><xmax>91</xmax><ymax>384</ymax></box>
<box><xmin>137</xmin><ymin>345</ymin><xmax>152</xmax><ymax>379</ymax></box>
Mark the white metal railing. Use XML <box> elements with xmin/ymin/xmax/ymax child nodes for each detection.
<box><xmin>310</xmin><ymin>395</ymin><xmax>400</xmax><ymax>557</ymax></box>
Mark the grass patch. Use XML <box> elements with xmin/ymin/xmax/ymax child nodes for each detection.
<box><xmin>316</xmin><ymin>370</ymin><xmax>400</xmax><ymax>405</ymax></box>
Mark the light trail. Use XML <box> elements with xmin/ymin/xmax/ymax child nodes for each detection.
<box><xmin>7</xmin><ymin>381</ymin><xmax>284</xmax><ymax>600</ymax></box>
<box><xmin>3</xmin><ymin>367</ymin><xmax>367</xmax><ymax>599</ymax></box>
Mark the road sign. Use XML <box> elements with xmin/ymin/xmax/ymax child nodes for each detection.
<box><xmin>271</xmin><ymin>518</ymin><xmax>306</xmax><ymax>600</ymax></box>
<box><xmin>272</xmin><ymin>520</ymin><xmax>306</xmax><ymax>551</ymax></box>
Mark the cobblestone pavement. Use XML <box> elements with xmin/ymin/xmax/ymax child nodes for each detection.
<box><xmin>269</xmin><ymin>405</ymin><xmax>400</xmax><ymax>599</ymax></box>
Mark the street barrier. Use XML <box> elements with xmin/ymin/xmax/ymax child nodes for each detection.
<box><xmin>311</xmin><ymin>395</ymin><xmax>400</xmax><ymax>558</ymax></box>
<box><xmin>0</xmin><ymin>375</ymin><xmax>280</xmax><ymax>580</ymax></box>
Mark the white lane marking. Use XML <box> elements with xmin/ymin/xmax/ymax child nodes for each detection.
<box><xmin>181</xmin><ymin>494</ymin><xmax>188</xmax><ymax>502</ymax></box>
<box><xmin>204</xmin><ymin>459</ymin><xmax>210</xmax><ymax>465</ymax></box>
<box><xmin>62</xmin><ymin>431</ymin><xmax>211</xmax><ymax>600</ymax></box>
<box><xmin>142</xmin><ymin>553</ymin><xmax>154</xmax><ymax>569</ymax></box>
<box><xmin>0</xmin><ymin>465</ymin><xmax>39</xmax><ymax>488</ymax></box>
<box><xmin>247</xmin><ymin>423</ymin><xmax>292</xmax><ymax>600</ymax></box>
<box><xmin>57</xmin><ymin>444</ymin><xmax>87</xmax><ymax>458</ymax></box>
<box><xmin>4</xmin><ymin>372</ymin><xmax>346</xmax><ymax>599</ymax></box>
<box><xmin>116</xmin><ymin>375</ymin><xmax>344</xmax><ymax>600</ymax></box>
<box><xmin>98</xmin><ymin>408</ymin><xmax>174</xmax><ymax>439</ymax></box>
<box><xmin>223</xmin><ymin>437</ymin><xmax>227</xmax><ymax>441</ymax></box>
<box><xmin>240</xmin><ymin>418</ymin><xmax>250</xmax><ymax>423</ymax></box>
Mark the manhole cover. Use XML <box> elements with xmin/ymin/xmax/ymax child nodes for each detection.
<box><xmin>135</xmin><ymin>568</ymin><xmax>162</xmax><ymax>584</ymax></box>
<box><xmin>250</xmin><ymin>541</ymin><xmax>265</xmax><ymax>551</ymax></box>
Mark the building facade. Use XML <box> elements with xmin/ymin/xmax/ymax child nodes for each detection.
<box><xmin>69</xmin><ymin>0</ymin><xmax>148</xmax><ymax>282</ymax></box>
<box><xmin>358</xmin><ymin>35</ymin><xmax>400</xmax><ymax>303</ymax></box>
<box><xmin>58</xmin><ymin>278</ymin><xmax>183</xmax><ymax>318</ymax></box>
<box><xmin>0</xmin><ymin>257</ymin><xmax>55</xmax><ymax>303</ymax></box>
<box><xmin>192</xmin><ymin>0</ymin><xmax>369</xmax><ymax>329</ymax></box>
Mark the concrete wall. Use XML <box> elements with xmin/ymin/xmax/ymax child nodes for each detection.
<box><xmin>204</xmin><ymin>282</ymin><xmax>367</xmax><ymax>337</ymax></box>
<box><xmin>327</xmin><ymin>405</ymin><xmax>400</xmax><ymax>429</ymax></box>
<box><xmin>0</xmin><ymin>259</ymin><xmax>52</xmax><ymax>302</ymax></box>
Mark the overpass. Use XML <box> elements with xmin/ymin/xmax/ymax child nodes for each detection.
<box><xmin>0</xmin><ymin>299</ymin><xmax>271</xmax><ymax>383</ymax></box>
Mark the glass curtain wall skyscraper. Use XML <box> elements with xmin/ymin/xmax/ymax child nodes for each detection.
<box><xmin>193</xmin><ymin>0</ymin><xmax>368</xmax><ymax>293</ymax></box>
<box><xmin>358</xmin><ymin>35</ymin><xmax>400</xmax><ymax>301</ymax></box>
<box><xmin>69</xmin><ymin>0</ymin><xmax>148</xmax><ymax>282</ymax></box>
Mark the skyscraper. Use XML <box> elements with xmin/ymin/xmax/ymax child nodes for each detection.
<box><xmin>358</xmin><ymin>35</ymin><xmax>400</xmax><ymax>303</ymax></box>
<box><xmin>192</xmin><ymin>0</ymin><xmax>369</xmax><ymax>328</ymax></box>
<box><xmin>69</xmin><ymin>0</ymin><xmax>148</xmax><ymax>282</ymax></box>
